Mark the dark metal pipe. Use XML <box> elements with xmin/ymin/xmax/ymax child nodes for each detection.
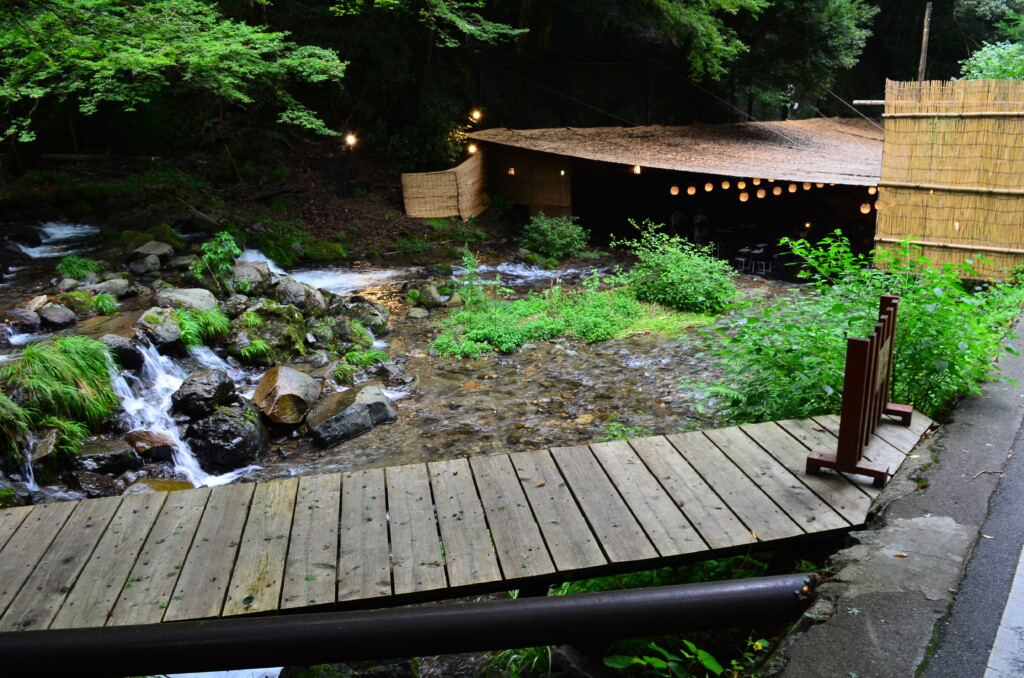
<box><xmin>3</xmin><ymin>573</ymin><xmax>813</xmax><ymax>678</ymax></box>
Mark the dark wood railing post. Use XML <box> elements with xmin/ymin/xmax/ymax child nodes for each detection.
<box><xmin>806</xmin><ymin>295</ymin><xmax>913</xmax><ymax>487</ymax></box>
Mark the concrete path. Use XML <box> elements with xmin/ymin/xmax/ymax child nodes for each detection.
<box><xmin>771</xmin><ymin>323</ymin><xmax>1024</xmax><ymax>678</ymax></box>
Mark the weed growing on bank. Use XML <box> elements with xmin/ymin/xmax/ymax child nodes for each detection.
<box><xmin>520</xmin><ymin>212</ymin><xmax>589</xmax><ymax>260</ymax></box>
<box><xmin>56</xmin><ymin>255</ymin><xmax>104</xmax><ymax>280</ymax></box>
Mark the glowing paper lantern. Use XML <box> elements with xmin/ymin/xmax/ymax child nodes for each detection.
<box><xmin>737</xmin><ymin>181</ymin><xmax>746</xmax><ymax>189</ymax></box>
<box><xmin>773</xmin><ymin>186</ymin><xmax>782</xmax><ymax>196</ymax></box>
<box><xmin>721</xmin><ymin>180</ymin><xmax>731</xmax><ymax>189</ymax></box>
<box><xmin>670</xmin><ymin>185</ymin><xmax>680</xmax><ymax>195</ymax></box>
<box><xmin>860</xmin><ymin>203</ymin><xmax>871</xmax><ymax>214</ymax></box>
<box><xmin>788</xmin><ymin>183</ymin><xmax>797</xmax><ymax>193</ymax></box>
<box><xmin>739</xmin><ymin>192</ymin><xmax>749</xmax><ymax>202</ymax></box>
<box><xmin>704</xmin><ymin>182</ymin><xmax>714</xmax><ymax>192</ymax></box>
<box><xmin>756</xmin><ymin>189</ymin><xmax>766</xmax><ymax>198</ymax></box>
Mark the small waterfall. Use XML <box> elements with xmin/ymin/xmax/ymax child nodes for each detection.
<box><xmin>190</xmin><ymin>345</ymin><xmax>246</xmax><ymax>382</ymax></box>
<box><xmin>112</xmin><ymin>342</ymin><xmax>256</xmax><ymax>488</ymax></box>
<box><xmin>20</xmin><ymin>432</ymin><xmax>38</xmax><ymax>492</ymax></box>
<box><xmin>16</xmin><ymin>222</ymin><xmax>101</xmax><ymax>258</ymax></box>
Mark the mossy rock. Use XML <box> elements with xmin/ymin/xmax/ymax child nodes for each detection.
<box><xmin>226</xmin><ymin>299</ymin><xmax>308</xmax><ymax>363</ymax></box>
<box><xmin>147</xmin><ymin>224</ymin><xmax>185</xmax><ymax>251</ymax></box>
<box><xmin>119</xmin><ymin>230</ymin><xmax>154</xmax><ymax>249</ymax></box>
<box><xmin>58</xmin><ymin>291</ymin><xmax>94</xmax><ymax>315</ymax></box>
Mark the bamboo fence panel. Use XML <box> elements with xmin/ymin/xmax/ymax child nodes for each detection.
<box><xmin>877</xmin><ymin>79</ymin><xmax>1024</xmax><ymax>277</ymax></box>
<box><xmin>402</xmin><ymin>153</ymin><xmax>485</xmax><ymax>221</ymax></box>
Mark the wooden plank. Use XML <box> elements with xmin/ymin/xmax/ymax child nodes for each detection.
<box><xmin>706</xmin><ymin>427</ymin><xmax>850</xmax><ymax>532</ymax></box>
<box><xmin>282</xmin><ymin>473</ymin><xmax>341</xmax><ymax>610</ymax></box>
<box><xmin>550</xmin><ymin>445</ymin><xmax>658</xmax><ymax>563</ymax></box>
<box><xmin>1</xmin><ymin>496</ymin><xmax>122</xmax><ymax>631</ymax></box>
<box><xmin>164</xmin><ymin>482</ymin><xmax>255</xmax><ymax>622</ymax></box>
<box><xmin>387</xmin><ymin>464</ymin><xmax>446</xmax><ymax>595</ymax></box>
<box><xmin>629</xmin><ymin>436</ymin><xmax>754</xmax><ymax>550</ymax></box>
<box><xmin>873</xmin><ymin>414</ymin><xmax>932</xmax><ymax>452</ymax></box>
<box><xmin>814</xmin><ymin>415</ymin><xmax>908</xmax><ymax>474</ymax></box>
<box><xmin>775</xmin><ymin>418</ymin><xmax>880</xmax><ymax>498</ymax></box>
<box><xmin>511</xmin><ymin>450</ymin><xmax>605</xmax><ymax>572</ymax></box>
<box><xmin>0</xmin><ymin>502</ymin><xmax>76</xmax><ymax>619</ymax></box>
<box><xmin>50</xmin><ymin>492</ymin><xmax>167</xmax><ymax>630</ymax></box>
<box><xmin>429</xmin><ymin>458</ymin><xmax>501</xmax><ymax>588</ymax></box>
<box><xmin>338</xmin><ymin>469</ymin><xmax>391</xmax><ymax>602</ymax></box>
<box><xmin>590</xmin><ymin>439</ymin><xmax>707</xmax><ymax>556</ymax></box>
<box><xmin>469</xmin><ymin>454</ymin><xmax>555</xmax><ymax>579</ymax></box>
<box><xmin>665</xmin><ymin>432</ymin><xmax>803</xmax><ymax>542</ymax></box>
<box><xmin>0</xmin><ymin>506</ymin><xmax>33</xmax><ymax>551</ymax></box>
<box><xmin>741</xmin><ymin>422</ymin><xmax>872</xmax><ymax>524</ymax></box>
<box><xmin>107</xmin><ymin>487</ymin><xmax>210</xmax><ymax>626</ymax></box>
<box><xmin>223</xmin><ymin>478</ymin><xmax>299</xmax><ymax>616</ymax></box>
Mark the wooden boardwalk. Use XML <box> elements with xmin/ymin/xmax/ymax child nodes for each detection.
<box><xmin>0</xmin><ymin>413</ymin><xmax>930</xmax><ymax>632</ymax></box>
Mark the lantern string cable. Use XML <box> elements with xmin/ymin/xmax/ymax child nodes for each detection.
<box><xmin>489</xmin><ymin>64</ymin><xmax>643</xmax><ymax>128</ymax></box>
<box><xmin>804</xmin><ymin>101</ymin><xmax>886</xmax><ymax>141</ymax></box>
<box><xmin>825</xmin><ymin>90</ymin><xmax>885</xmax><ymax>132</ymax></box>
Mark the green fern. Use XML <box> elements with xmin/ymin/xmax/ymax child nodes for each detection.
<box><xmin>242</xmin><ymin>311</ymin><xmax>264</xmax><ymax>328</ymax></box>
<box><xmin>240</xmin><ymin>339</ymin><xmax>273</xmax><ymax>363</ymax></box>
<box><xmin>174</xmin><ymin>308</ymin><xmax>230</xmax><ymax>348</ymax></box>
<box><xmin>0</xmin><ymin>393</ymin><xmax>31</xmax><ymax>460</ymax></box>
<box><xmin>91</xmin><ymin>292</ymin><xmax>119</xmax><ymax>315</ymax></box>
<box><xmin>343</xmin><ymin>349</ymin><xmax>390</xmax><ymax>367</ymax></box>
<box><xmin>37</xmin><ymin>416</ymin><xmax>90</xmax><ymax>457</ymax></box>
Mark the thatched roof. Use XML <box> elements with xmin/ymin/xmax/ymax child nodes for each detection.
<box><xmin>469</xmin><ymin>118</ymin><xmax>883</xmax><ymax>187</ymax></box>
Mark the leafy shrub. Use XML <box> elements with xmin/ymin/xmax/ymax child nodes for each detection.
<box><xmin>190</xmin><ymin>231</ymin><xmax>242</xmax><ymax>290</ymax></box>
<box><xmin>521</xmin><ymin>212</ymin><xmax>589</xmax><ymax>260</ymax></box>
<box><xmin>91</xmin><ymin>292</ymin><xmax>119</xmax><ymax>315</ymax></box>
<box><xmin>0</xmin><ymin>392</ymin><xmax>31</xmax><ymax>459</ymax></box>
<box><xmin>705</xmin><ymin>233</ymin><xmax>1024</xmax><ymax>422</ymax></box>
<box><xmin>613</xmin><ymin>219</ymin><xmax>736</xmax><ymax>313</ymax></box>
<box><xmin>174</xmin><ymin>308</ymin><xmax>230</xmax><ymax>348</ymax></box>
<box><xmin>56</xmin><ymin>255</ymin><xmax>103</xmax><ymax>280</ymax></box>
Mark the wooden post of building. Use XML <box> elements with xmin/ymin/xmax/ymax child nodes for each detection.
<box><xmin>918</xmin><ymin>2</ymin><xmax>932</xmax><ymax>82</ymax></box>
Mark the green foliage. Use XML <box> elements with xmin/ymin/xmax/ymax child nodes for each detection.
<box><xmin>647</xmin><ymin>0</ymin><xmax>769</xmax><ymax>79</ymax></box>
<box><xmin>242</xmin><ymin>311</ymin><xmax>264</xmax><ymax>328</ymax></box>
<box><xmin>343</xmin><ymin>349</ymin><xmax>391</xmax><ymax>367</ymax></box>
<box><xmin>174</xmin><ymin>308</ymin><xmax>231</xmax><ymax>348</ymax></box>
<box><xmin>613</xmin><ymin>220</ymin><xmax>736</xmax><ymax>313</ymax></box>
<box><xmin>521</xmin><ymin>212</ymin><xmax>589</xmax><ymax>260</ymax></box>
<box><xmin>92</xmin><ymin>293</ymin><xmax>119</xmax><ymax>316</ymax></box>
<box><xmin>0</xmin><ymin>0</ymin><xmax>347</xmax><ymax>142</ymax></box>
<box><xmin>705</xmin><ymin>233</ymin><xmax>1024</xmax><ymax>423</ymax></box>
<box><xmin>396</xmin><ymin>235</ymin><xmax>431</xmax><ymax>253</ymax></box>
<box><xmin>959</xmin><ymin>41</ymin><xmax>1024</xmax><ymax>79</ymax></box>
<box><xmin>191</xmin><ymin>231</ymin><xmax>242</xmax><ymax>292</ymax></box>
<box><xmin>240</xmin><ymin>339</ymin><xmax>274</xmax><ymax>363</ymax></box>
<box><xmin>600</xmin><ymin>412</ymin><xmax>653</xmax><ymax>441</ymax></box>
<box><xmin>37</xmin><ymin>416</ymin><xmax>90</xmax><ymax>458</ymax></box>
<box><xmin>604</xmin><ymin>637</ymin><xmax>770</xmax><ymax>677</ymax></box>
<box><xmin>56</xmin><ymin>256</ymin><xmax>104</xmax><ymax>280</ymax></box>
<box><xmin>0</xmin><ymin>489</ymin><xmax>17</xmax><ymax>509</ymax></box>
<box><xmin>0</xmin><ymin>392</ymin><xmax>31</xmax><ymax>460</ymax></box>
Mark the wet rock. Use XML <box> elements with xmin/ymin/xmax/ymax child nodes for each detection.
<box><xmin>226</xmin><ymin>298</ymin><xmax>308</xmax><ymax>363</ymax></box>
<box><xmin>123</xmin><ymin>482</ymin><xmax>157</xmax><ymax>496</ymax></box>
<box><xmin>169</xmin><ymin>254</ymin><xmax>197</xmax><ymax>270</ymax></box>
<box><xmin>374</xmin><ymin>362</ymin><xmax>406</xmax><ymax>380</ymax></box>
<box><xmin>185</xmin><ymin>401</ymin><xmax>268</xmax><ymax>472</ymax></box>
<box><xmin>62</xmin><ymin>469</ymin><xmax>121</xmax><ymax>498</ymax></box>
<box><xmin>77</xmin><ymin>439</ymin><xmax>143</xmax><ymax>475</ymax></box>
<box><xmin>57</xmin><ymin>277</ymin><xmax>80</xmax><ymax>292</ymax></box>
<box><xmin>406</xmin><ymin>308</ymin><xmax>429</xmax><ymax>320</ymax></box>
<box><xmin>100</xmin><ymin>334</ymin><xmax>144</xmax><ymax>370</ymax></box>
<box><xmin>126</xmin><ymin>430</ymin><xmax>178</xmax><ymax>462</ymax></box>
<box><xmin>272</xmin><ymin>276</ymin><xmax>327</xmax><ymax>317</ymax></box>
<box><xmin>136</xmin><ymin>307</ymin><xmax>181</xmax><ymax>348</ymax></box>
<box><xmin>156</xmin><ymin>288</ymin><xmax>218</xmax><ymax>312</ymax></box>
<box><xmin>418</xmin><ymin>283</ymin><xmax>443</xmax><ymax>308</ymax></box>
<box><xmin>25</xmin><ymin>295</ymin><xmax>49</xmax><ymax>313</ymax></box>
<box><xmin>220</xmin><ymin>294</ymin><xmax>250</xmax><ymax>319</ymax></box>
<box><xmin>252</xmin><ymin>366</ymin><xmax>322</xmax><ymax>425</ymax></box>
<box><xmin>347</xmin><ymin>299</ymin><xmax>392</xmax><ymax>337</ymax></box>
<box><xmin>133</xmin><ymin>240</ymin><xmax>175</xmax><ymax>260</ymax></box>
<box><xmin>4</xmin><ymin>308</ymin><xmax>41</xmax><ymax>332</ymax></box>
<box><xmin>307</xmin><ymin>385</ymin><xmax>397</xmax><ymax>447</ymax></box>
<box><xmin>129</xmin><ymin>254</ymin><xmax>162</xmax><ymax>275</ymax></box>
<box><xmin>86</xmin><ymin>278</ymin><xmax>133</xmax><ymax>299</ymax></box>
<box><xmin>171</xmin><ymin>369</ymin><xmax>236</xmax><ymax>418</ymax></box>
<box><xmin>443</xmin><ymin>292</ymin><xmax>463</xmax><ymax>308</ymax></box>
<box><xmin>38</xmin><ymin>304</ymin><xmax>77</xmax><ymax>328</ymax></box>
<box><xmin>232</xmin><ymin>261</ymin><xmax>272</xmax><ymax>297</ymax></box>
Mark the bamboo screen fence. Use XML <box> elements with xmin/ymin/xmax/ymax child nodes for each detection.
<box><xmin>876</xmin><ymin>79</ymin><xmax>1024</xmax><ymax>277</ymax></box>
<box><xmin>401</xmin><ymin>152</ymin><xmax>486</xmax><ymax>221</ymax></box>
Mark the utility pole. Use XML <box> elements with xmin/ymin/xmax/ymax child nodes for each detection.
<box><xmin>918</xmin><ymin>2</ymin><xmax>932</xmax><ymax>82</ymax></box>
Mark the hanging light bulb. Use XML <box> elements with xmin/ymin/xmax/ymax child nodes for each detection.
<box><xmin>773</xmin><ymin>186</ymin><xmax>783</xmax><ymax>196</ymax></box>
<box><xmin>508</xmin><ymin>168</ymin><xmax>515</xmax><ymax>176</ymax></box>
<box><xmin>687</xmin><ymin>186</ymin><xmax>697</xmax><ymax>195</ymax></box>
<box><xmin>470</xmin><ymin>109</ymin><xmax>483</xmax><ymax>122</ymax></box>
<box><xmin>632</xmin><ymin>165</ymin><xmax>642</xmax><ymax>175</ymax></box>
<box><xmin>467</xmin><ymin>144</ymin><xmax>478</xmax><ymax>154</ymax></box>
<box><xmin>737</xmin><ymin>181</ymin><xmax>746</xmax><ymax>189</ymax></box>
<box><xmin>560</xmin><ymin>170</ymin><xmax>565</xmax><ymax>176</ymax></box>
<box><xmin>721</xmin><ymin>180</ymin><xmax>731</xmax><ymax>190</ymax></box>
<box><xmin>860</xmin><ymin>203</ymin><xmax>871</xmax><ymax>214</ymax></box>
<box><xmin>756</xmin><ymin>189</ymin><xmax>766</xmax><ymax>198</ymax></box>
<box><xmin>704</xmin><ymin>182</ymin><xmax>714</xmax><ymax>192</ymax></box>
<box><xmin>739</xmin><ymin>192</ymin><xmax>749</xmax><ymax>202</ymax></box>
<box><xmin>670</xmin><ymin>185</ymin><xmax>680</xmax><ymax>195</ymax></box>
<box><xmin>345</xmin><ymin>134</ymin><xmax>358</xmax><ymax>148</ymax></box>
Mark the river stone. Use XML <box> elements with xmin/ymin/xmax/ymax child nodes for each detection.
<box><xmin>129</xmin><ymin>254</ymin><xmax>162</xmax><ymax>276</ymax></box>
<box><xmin>273</xmin><ymin>276</ymin><xmax>327</xmax><ymax>317</ymax></box>
<box><xmin>25</xmin><ymin>295</ymin><xmax>49</xmax><ymax>313</ymax></box>
<box><xmin>136</xmin><ymin>307</ymin><xmax>181</xmax><ymax>348</ymax></box>
<box><xmin>126</xmin><ymin>430</ymin><xmax>177</xmax><ymax>462</ymax></box>
<box><xmin>252</xmin><ymin>366</ymin><xmax>322</xmax><ymax>425</ymax></box>
<box><xmin>87</xmin><ymin>278</ymin><xmax>133</xmax><ymax>299</ymax></box>
<box><xmin>100</xmin><ymin>334</ymin><xmax>144</xmax><ymax>370</ymax></box>
<box><xmin>77</xmin><ymin>439</ymin><xmax>143</xmax><ymax>475</ymax></box>
<box><xmin>185</xmin><ymin>401</ymin><xmax>268</xmax><ymax>472</ymax></box>
<box><xmin>226</xmin><ymin>299</ymin><xmax>307</xmax><ymax>363</ymax></box>
<box><xmin>57</xmin><ymin>277</ymin><xmax>80</xmax><ymax>292</ymax></box>
<box><xmin>156</xmin><ymin>288</ymin><xmax>218</xmax><ymax>311</ymax></box>
<box><xmin>29</xmin><ymin>428</ymin><xmax>59</xmax><ymax>464</ymax></box>
<box><xmin>406</xmin><ymin>307</ymin><xmax>429</xmax><ymax>320</ymax></box>
<box><xmin>133</xmin><ymin>240</ymin><xmax>175</xmax><ymax>260</ymax></box>
<box><xmin>38</xmin><ymin>304</ymin><xmax>77</xmax><ymax>328</ymax></box>
<box><xmin>347</xmin><ymin>299</ymin><xmax>391</xmax><ymax>337</ymax></box>
<box><xmin>4</xmin><ymin>308</ymin><xmax>41</xmax><ymax>332</ymax></box>
<box><xmin>418</xmin><ymin>283</ymin><xmax>444</xmax><ymax>308</ymax></box>
<box><xmin>232</xmin><ymin>261</ymin><xmax>272</xmax><ymax>296</ymax></box>
<box><xmin>169</xmin><ymin>254</ymin><xmax>197</xmax><ymax>270</ymax></box>
<box><xmin>171</xmin><ymin>369</ymin><xmax>236</xmax><ymax>418</ymax></box>
<box><xmin>61</xmin><ymin>470</ymin><xmax>121</xmax><ymax>499</ymax></box>
<box><xmin>220</xmin><ymin>294</ymin><xmax>250</xmax><ymax>319</ymax></box>
<box><xmin>443</xmin><ymin>292</ymin><xmax>463</xmax><ymax>308</ymax></box>
<box><xmin>307</xmin><ymin>385</ymin><xmax>397</xmax><ymax>447</ymax></box>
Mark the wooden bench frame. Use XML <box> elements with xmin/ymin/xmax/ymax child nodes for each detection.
<box><xmin>806</xmin><ymin>295</ymin><xmax>913</xmax><ymax>487</ymax></box>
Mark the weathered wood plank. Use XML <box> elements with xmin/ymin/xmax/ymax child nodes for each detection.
<box><xmin>469</xmin><ymin>454</ymin><xmax>555</xmax><ymax>579</ymax></box>
<box><xmin>629</xmin><ymin>436</ymin><xmax>754</xmax><ymax>550</ymax></box>
<box><xmin>50</xmin><ymin>492</ymin><xmax>167</xmax><ymax>630</ymax></box>
<box><xmin>1</xmin><ymin>496</ymin><xmax>122</xmax><ymax>631</ymax></box>
<box><xmin>0</xmin><ymin>502</ymin><xmax>77</xmax><ymax>619</ymax></box>
<box><xmin>282</xmin><ymin>473</ymin><xmax>341</xmax><ymax>610</ymax></box>
<box><xmin>338</xmin><ymin>469</ymin><xmax>391</xmax><ymax>602</ymax></box>
<box><xmin>774</xmin><ymin>418</ymin><xmax>880</xmax><ymax>497</ymax></box>
<box><xmin>665</xmin><ymin>432</ymin><xmax>803</xmax><ymax>542</ymax></box>
<box><xmin>223</xmin><ymin>478</ymin><xmax>299</xmax><ymax>616</ymax></box>
<box><xmin>706</xmin><ymin>427</ymin><xmax>850</xmax><ymax>532</ymax></box>
<box><xmin>510</xmin><ymin>450</ymin><xmax>605</xmax><ymax>572</ymax></box>
<box><xmin>550</xmin><ymin>445</ymin><xmax>658</xmax><ymax>563</ymax></box>
<box><xmin>872</xmin><ymin>414</ymin><xmax>933</xmax><ymax>452</ymax></box>
<box><xmin>429</xmin><ymin>458</ymin><xmax>501</xmax><ymax>588</ymax></box>
<box><xmin>0</xmin><ymin>506</ymin><xmax>34</xmax><ymax>551</ymax></box>
<box><xmin>164</xmin><ymin>483</ymin><xmax>255</xmax><ymax>622</ymax></box>
<box><xmin>590</xmin><ymin>439</ymin><xmax>707</xmax><ymax>556</ymax></box>
<box><xmin>814</xmin><ymin>415</ymin><xmax>908</xmax><ymax>475</ymax></box>
<box><xmin>107</xmin><ymin>487</ymin><xmax>210</xmax><ymax>626</ymax></box>
<box><xmin>387</xmin><ymin>464</ymin><xmax>446</xmax><ymax>595</ymax></box>
<box><xmin>741</xmin><ymin>422</ymin><xmax>872</xmax><ymax>525</ymax></box>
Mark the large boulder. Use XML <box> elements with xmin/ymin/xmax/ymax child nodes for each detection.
<box><xmin>129</xmin><ymin>254</ymin><xmax>161</xmax><ymax>275</ymax></box>
<box><xmin>100</xmin><ymin>334</ymin><xmax>144</xmax><ymax>370</ymax></box>
<box><xmin>77</xmin><ymin>439</ymin><xmax>144</xmax><ymax>475</ymax></box>
<box><xmin>136</xmin><ymin>307</ymin><xmax>181</xmax><ymax>349</ymax></box>
<box><xmin>185</xmin><ymin>401</ymin><xmax>268</xmax><ymax>472</ymax></box>
<box><xmin>271</xmin><ymin>276</ymin><xmax>327</xmax><ymax>317</ymax></box>
<box><xmin>156</xmin><ymin>288</ymin><xmax>218</xmax><ymax>312</ymax></box>
<box><xmin>306</xmin><ymin>385</ymin><xmax>397</xmax><ymax>447</ymax></box>
<box><xmin>38</xmin><ymin>304</ymin><xmax>77</xmax><ymax>328</ymax></box>
<box><xmin>133</xmin><ymin>240</ymin><xmax>175</xmax><ymax>261</ymax></box>
<box><xmin>86</xmin><ymin>278</ymin><xmax>134</xmax><ymax>299</ymax></box>
<box><xmin>126</xmin><ymin>430</ymin><xmax>177</xmax><ymax>462</ymax></box>
<box><xmin>226</xmin><ymin>299</ymin><xmax>308</xmax><ymax>364</ymax></box>
<box><xmin>252</xmin><ymin>366</ymin><xmax>322</xmax><ymax>425</ymax></box>
<box><xmin>418</xmin><ymin>284</ymin><xmax>444</xmax><ymax>308</ymax></box>
<box><xmin>346</xmin><ymin>298</ymin><xmax>391</xmax><ymax>337</ymax></box>
<box><xmin>171</xmin><ymin>369</ymin><xmax>236</xmax><ymax>418</ymax></box>
<box><xmin>232</xmin><ymin>261</ymin><xmax>273</xmax><ymax>297</ymax></box>
<box><xmin>4</xmin><ymin>308</ymin><xmax>41</xmax><ymax>333</ymax></box>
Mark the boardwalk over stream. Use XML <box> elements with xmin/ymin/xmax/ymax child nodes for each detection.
<box><xmin>0</xmin><ymin>412</ymin><xmax>930</xmax><ymax>632</ymax></box>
